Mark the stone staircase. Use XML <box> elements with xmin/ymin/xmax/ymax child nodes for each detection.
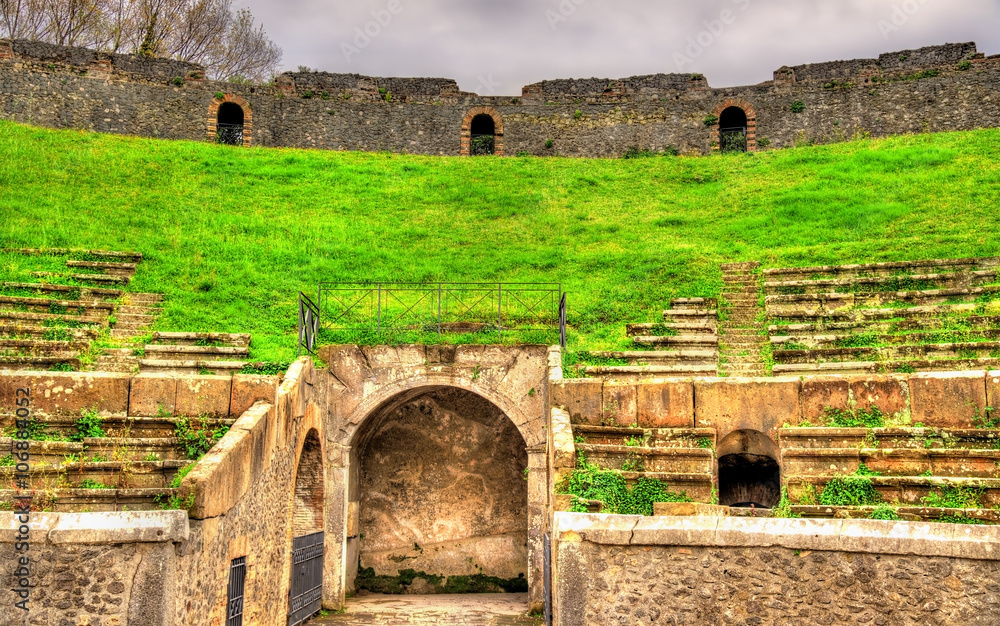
<box><xmin>584</xmin><ymin>298</ymin><xmax>719</xmax><ymax>381</ymax></box>
<box><xmin>139</xmin><ymin>332</ymin><xmax>251</xmax><ymax>375</ymax></box>
<box><xmin>0</xmin><ymin>248</ymin><xmax>164</xmax><ymax>374</ymax></box>
<box><xmin>765</xmin><ymin>256</ymin><xmax>1000</xmax><ymax>376</ymax></box>
<box><xmin>0</xmin><ymin>411</ymin><xmax>234</xmax><ymax>512</ymax></box>
<box><xmin>781</xmin><ymin>425</ymin><xmax>1000</xmax><ymax>523</ymax></box>
<box><xmin>718</xmin><ymin>262</ymin><xmax>767</xmax><ymax>378</ymax></box>
<box><xmin>571</xmin><ymin>424</ymin><xmax>717</xmax><ymax>508</ymax></box>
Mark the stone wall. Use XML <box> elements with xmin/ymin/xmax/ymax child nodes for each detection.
<box><xmin>1</xmin><ymin>39</ymin><xmax>997</xmax><ymax>156</ymax></box>
<box><xmin>554</xmin><ymin>512</ymin><xmax>1000</xmax><ymax>626</ymax></box>
<box><xmin>552</xmin><ymin>370</ymin><xmax>997</xmax><ymax>442</ymax></box>
<box><xmin>0</xmin><ymin>511</ymin><xmax>188</xmax><ymax>626</ymax></box>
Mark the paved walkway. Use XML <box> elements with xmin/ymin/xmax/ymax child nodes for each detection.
<box><xmin>307</xmin><ymin>593</ymin><xmax>543</xmax><ymax>625</ymax></box>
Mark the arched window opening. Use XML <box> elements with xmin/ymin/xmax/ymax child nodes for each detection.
<box><xmin>470</xmin><ymin>114</ymin><xmax>496</xmax><ymax>156</ymax></box>
<box><xmin>288</xmin><ymin>429</ymin><xmax>324</xmax><ymax>626</ymax></box>
<box><xmin>217</xmin><ymin>102</ymin><xmax>245</xmax><ymax>146</ymax></box>
<box><xmin>719</xmin><ymin>106</ymin><xmax>748</xmax><ymax>153</ymax></box>
<box><xmin>716</xmin><ymin>430</ymin><xmax>780</xmax><ymax>509</ymax></box>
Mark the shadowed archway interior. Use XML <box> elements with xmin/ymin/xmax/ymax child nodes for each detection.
<box><xmin>716</xmin><ymin>430</ymin><xmax>780</xmax><ymax>509</ymax></box>
<box><xmin>349</xmin><ymin>387</ymin><xmax>528</xmax><ymax>594</ymax></box>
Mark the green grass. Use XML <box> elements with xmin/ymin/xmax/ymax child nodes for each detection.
<box><xmin>2</xmin><ymin>121</ymin><xmax>1000</xmax><ymax>361</ymax></box>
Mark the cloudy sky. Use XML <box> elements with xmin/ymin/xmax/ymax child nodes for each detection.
<box><xmin>232</xmin><ymin>0</ymin><xmax>1000</xmax><ymax>94</ymax></box>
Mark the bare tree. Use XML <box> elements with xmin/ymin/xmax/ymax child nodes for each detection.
<box><xmin>165</xmin><ymin>0</ymin><xmax>231</xmax><ymax>65</ymax></box>
<box><xmin>207</xmin><ymin>8</ymin><xmax>280</xmax><ymax>82</ymax></box>
<box><xmin>0</xmin><ymin>0</ymin><xmax>45</xmax><ymax>39</ymax></box>
<box><xmin>39</xmin><ymin>0</ymin><xmax>105</xmax><ymax>47</ymax></box>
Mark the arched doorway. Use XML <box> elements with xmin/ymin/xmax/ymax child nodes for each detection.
<box><xmin>346</xmin><ymin>386</ymin><xmax>528</xmax><ymax>595</ymax></box>
<box><xmin>718</xmin><ymin>106</ymin><xmax>748</xmax><ymax>153</ymax></box>
<box><xmin>216</xmin><ymin>102</ymin><xmax>245</xmax><ymax>146</ymax></box>
<box><xmin>289</xmin><ymin>429</ymin><xmax>324</xmax><ymax>626</ymax></box>
<box><xmin>470</xmin><ymin>114</ymin><xmax>496</xmax><ymax>156</ymax></box>
<box><xmin>461</xmin><ymin>107</ymin><xmax>504</xmax><ymax>156</ymax></box>
<box><xmin>716</xmin><ymin>430</ymin><xmax>780</xmax><ymax>509</ymax></box>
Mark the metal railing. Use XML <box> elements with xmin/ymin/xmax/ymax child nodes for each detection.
<box><xmin>316</xmin><ymin>282</ymin><xmax>566</xmax><ymax>347</ymax></box>
<box><xmin>719</xmin><ymin>126</ymin><xmax>748</xmax><ymax>153</ymax></box>
<box><xmin>298</xmin><ymin>292</ymin><xmax>320</xmax><ymax>357</ymax></box>
<box><xmin>216</xmin><ymin>123</ymin><xmax>244</xmax><ymax>146</ymax></box>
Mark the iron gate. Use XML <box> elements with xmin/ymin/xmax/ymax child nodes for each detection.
<box><xmin>287</xmin><ymin>532</ymin><xmax>324</xmax><ymax>626</ymax></box>
<box><xmin>719</xmin><ymin>127</ymin><xmax>748</xmax><ymax>153</ymax></box>
<box><xmin>543</xmin><ymin>533</ymin><xmax>553</xmax><ymax>625</ymax></box>
<box><xmin>298</xmin><ymin>292</ymin><xmax>320</xmax><ymax>357</ymax></box>
<box><xmin>226</xmin><ymin>556</ymin><xmax>246</xmax><ymax>626</ymax></box>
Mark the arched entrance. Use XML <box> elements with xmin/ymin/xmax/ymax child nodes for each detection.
<box><xmin>289</xmin><ymin>429</ymin><xmax>325</xmax><ymax>626</ymax></box>
<box><xmin>719</xmin><ymin>106</ymin><xmax>748</xmax><ymax>153</ymax></box>
<box><xmin>346</xmin><ymin>387</ymin><xmax>528</xmax><ymax>594</ymax></box>
<box><xmin>216</xmin><ymin>102</ymin><xmax>245</xmax><ymax>145</ymax></box>
<box><xmin>716</xmin><ymin>430</ymin><xmax>780</xmax><ymax>509</ymax></box>
<box><xmin>710</xmin><ymin>98</ymin><xmax>757</xmax><ymax>153</ymax></box>
<box><xmin>461</xmin><ymin>107</ymin><xmax>504</xmax><ymax>156</ymax></box>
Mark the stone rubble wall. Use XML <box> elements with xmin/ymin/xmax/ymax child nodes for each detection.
<box><xmin>1</xmin><ymin>38</ymin><xmax>998</xmax><ymax>156</ymax></box>
<box><xmin>553</xmin><ymin>512</ymin><xmax>1000</xmax><ymax>625</ymax></box>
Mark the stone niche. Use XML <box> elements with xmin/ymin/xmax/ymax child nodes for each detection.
<box><xmin>354</xmin><ymin>387</ymin><xmax>528</xmax><ymax>589</ymax></box>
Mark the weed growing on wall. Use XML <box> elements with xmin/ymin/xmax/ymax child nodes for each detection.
<box><xmin>923</xmin><ymin>485</ymin><xmax>984</xmax><ymax>509</ymax></box>
<box><xmin>174</xmin><ymin>416</ymin><xmax>230</xmax><ymax>460</ymax></box>
<box><xmin>772</xmin><ymin>488</ymin><xmax>800</xmax><ymax>518</ymax></box>
<box><xmin>869</xmin><ymin>504</ymin><xmax>900</xmax><ymax>520</ymax></box>
<box><xmin>71</xmin><ymin>407</ymin><xmax>105</xmax><ymax>442</ymax></box>
<box><xmin>559</xmin><ymin>457</ymin><xmax>690</xmax><ymax>516</ymax></box>
<box><xmin>824</xmin><ymin>406</ymin><xmax>887</xmax><ymax>428</ymax></box>
<box><xmin>819</xmin><ymin>476</ymin><xmax>881</xmax><ymax>506</ymax></box>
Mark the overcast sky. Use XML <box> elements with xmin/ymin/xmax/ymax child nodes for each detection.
<box><xmin>232</xmin><ymin>0</ymin><xmax>1000</xmax><ymax>94</ymax></box>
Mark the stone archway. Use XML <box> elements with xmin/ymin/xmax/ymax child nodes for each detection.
<box><xmin>288</xmin><ymin>428</ymin><xmax>325</xmax><ymax>626</ymax></box>
<box><xmin>716</xmin><ymin>429</ymin><xmax>780</xmax><ymax>509</ymax></box>
<box><xmin>208</xmin><ymin>94</ymin><xmax>253</xmax><ymax>146</ymax></box>
<box><xmin>461</xmin><ymin>107</ymin><xmax>504</xmax><ymax>156</ymax></box>
<box><xmin>709</xmin><ymin>98</ymin><xmax>757</xmax><ymax>153</ymax></box>
<box><xmin>348</xmin><ymin>387</ymin><xmax>529</xmax><ymax>595</ymax></box>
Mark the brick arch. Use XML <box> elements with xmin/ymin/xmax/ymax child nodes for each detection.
<box><xmin>291</xmin><ymin>427</ymin><xmax>324</xmax><ymax>536</ymax></box>
<box><xmin>460</xmin><ymin>106</ymin><xmax>504</xmax><ymax>156</ymax></box>
<box><xmin>207</xmin><ymin>93</ymin><xmax>253</xmax><ymax>147</ymax></box>
<box><xmin>709</xmin><ymin>97</ymin><xmax>757</xmax><ymax>152</ymax></box>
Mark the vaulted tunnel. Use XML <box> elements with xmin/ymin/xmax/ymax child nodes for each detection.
<box><xmin>716</xmin><ymin>430</ymin><xmax>781</xmax><ymax>509</ymax></box>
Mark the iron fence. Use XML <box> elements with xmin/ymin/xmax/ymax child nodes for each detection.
<box><xmin>216</xmin><ymin>123</ymin><xmax>244</xmax><ymax>145</ymax></box>
<box><xmin>315</xmin><ymin>282</ymin><xmax>565</xmax><ymax>347</ymax></box>
<box><xmin>298</xmin><ymin>292</ymin><xmax>320</xmax><ymax>357</ymax></box>
<box><xmin>719</xmin><ymin>127</ymin><xmax>748</xmax><ymax>153</ymax></box>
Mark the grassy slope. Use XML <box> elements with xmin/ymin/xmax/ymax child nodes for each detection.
<box><xmin>1</xmin><ymin>120</ymin><xmax>998</xmax><ymax>361</ymax></box>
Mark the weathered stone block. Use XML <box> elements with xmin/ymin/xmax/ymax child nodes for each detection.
<box><xmin>909</xmin><ymin>371</ymin><xmax>988</xmax><ymax>428</ymax></box>
<box><xmin>800</xmin><ymin>376</ymin><xmax>849</xmax><ymax>423</ymax></box>
<box><xmin>550</xmin><ymin>378</ymin><xmax>603</xmax><ymax>425</ymax></box>
<box><xmin>549</xmin><ymin>407</ymin><xmax>576</xmax><ymax>470</ymax></box>
<box><xmin>128</xmin><ymin>373</ymin><xmax>177</xmax><ymax>417</ymax></box>
<box><xmin>637</xmin><ymin>381</ymin><xmax>694</xmax><ymax>428</ymax></box>
<box><xmin>989</xmin><ymin>372</ymin><xmax>1000</xmax><ymax>417</ymax></box>
<box><xmin>602</xmin><ymin>383</ymin><xmax>637</xmax><ymax>427</ymax></box>
<box><xmin>175</xmin><ymin>375</ymin><xmax>231</xmax><ymax>417</ymax></box>
<box><xmin>229</xmin><ymin>374</ymin><xmax>279</xmax><ymax>417</ymax></box>
<box><xmin>0</xmin><ymin>371</ymin><xmax>130</xmax><ymax>416</ymax></box>
<box><xmin>694</xmin><ymin>378</ymin><xmax>800</xmax><ymax>441</ymax></box>
<box><xmin>801</xmin><ymin>375</ymin><xmax>910</xmax><ymax>424</ymax></box>
<box><xmin>653</xmin><ymin>502</ymin><xmax>729</xmax><ymax>517</ymax></box>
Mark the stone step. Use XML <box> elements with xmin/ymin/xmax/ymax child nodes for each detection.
<box><xmin>0</xmin><ymin>460</ymin><xmax>188</xmax><ymax>489</ymax></box>
<box><xmin>763</xmin><ymin>256</ymin><xmax>1000</xmax><ymax>281</ymax></box>
<box><xmin>128</xmin><ymin>293</ymin><xmax>163</xmax><ymax>303</ymax></box>
<box><xmin>766</xmin><ymin>285</ymin><xmax>1000</xmax><ymax>314</ymax></box>
<box><xmin>31</xmin><ymin>271</ymin><xmax>129</xmax><ymax>285</ymax></box>
<box><xmin>2</xmin><ymin>282</ymin><xmax>123</xmax><ymax>300</ymax></box>
<box><xmin>634</xmin><ymin>335</ymin><xmax>719</xmax><ymax>349</ymax></box>
<box><xmin>117</xmin><ymin>313</ymin><xmax>154</xmax><ymax>323</ymax></box>
<box><xmin>0</xmin><ymin>310</ymin><xmax>107</xmax><ymax>326</ymax></box>
<box><xmin>151</xmin><ymin>331</ymin><xmax>251</xmax><ymax>347</ymax></box>
<box><xmin>0</xmin><ymin>294</ymin><xmax>114</xmax><ymax>315</ymax></box>
<box><xmin>627</xmin><ymin>322</ymin><xmax>717</xmax><ymax>336</ymax></box>
<box><xmin>0</xmin><ymin>323</ymin><xmax>100</xmax><ymax>340</ymax></box>
<box><xmin>772</xmin><ymin>357</ymin><xmax>1000</xmax><ymax>377</ymax></box>
<box><xmin>66</xmin><ymin>260</ymin><xmax>137</xmax><ymax>273</ymax></box>
<box><xmin>0</xmin><ymin>488</ymin><xmax>174</xmax><ymax>512</ymax></box>
<box><xmin>769</xmin><ymin>303</ymin><xmax>979</xmax><ymax>324</ymax></box>
<box><xmin>144</xmin><ymin>344</ymin><xmax>250</xmax><ymax>359</ymax></box>
<box><xmin>138</xmin><ymin>359</ymin><xmax>247</xmax><ymax>375</ymax></box>
<box><xmin>671</xmin><ymin>298</ymin><xmax>717</xmax><ymax>310</ymax></box>
<box><xmin>774</xmin><ymin>342</ymin><xmax>1000</xmax><ymax>365</ymax></box>
<box><xmin>778</xmin><ymin>428</ymin><xmax>1000</xmax><ymax>451</ymax></box>
<box><xmin>721</xmin><ymin>262</ymin><xmax>761</xmax><ymax>272</ymax></box>
<box><xmin>0</xmin><ymin>338</ymin><xmax>88</xmax><ymax>353</ymax></box>
<box><xmin>786</xmin><ymin>475</ymin><xmax>1000</xmax><ymax>507</ymax></box>
<box><xmin>764</xmin><ymin>270</ymin><xmax>999</xmax><ymax>296</ymax></box>
<box><xmin>769</xmin><ymin>315</ymin><xmax>1000</xmax><ymax>336</ymax></box>
<box><xmin>589</xmin><ymin>350</ymin><xmax>717</xmax><ymax>365</ymax></box>
<box><xmin>572</xmin><ymin>426</ymin><xmax>716</xmax><ymax>448</ymax></box>
<box><xmin>117</xmin><ymin>305</ymin><xmax>158</xmax><ymax>315</ymax></box>
<box><xmin>2</xmin><ymin>248</ymin><xmax>142</xmax><ymax>262</ymax></box>
<box><xmin>110</xmin><ymin>329</ymin><xmax>146</xmax><ymax>339</ymax></box>
<box><xmin>782</xmin><ymin>447</ymin><xmax>1000</xmax><ymax>478</ymax></box>
<box><xmin>772</xmin><ymin>329</ymin><xmax>1000</xmax><ymax>348</ymax></box>
<box><xmin>0</xmin><ymin>415</ymin><xmax>234</xmax><ymax>441</ymax></box>
<box><xmin>575</xmin><ymin>444</ymin><xmax>714</xmax><ymax>474</ymax></box>
<box><xmin>583</xmin><ymin>364</ymin><xmax>718</xmax><ymax>380</ymax></box>
<box><xmin>791</xmin><ymin>505</ymin><xmax>1000</xmax><ymax>523</ymax></box>
<box><xmin>0</xmin><ymin>355</ymin><xmax>79</xmax><ymax>370</ymax></box>
<box><xmin>662</xmin><ymin>309</ymin><xmax>718</xmax><ymax>322</ymax></box>
<box><xmin>0</xmin><ymin>436</ymin><xmax>184</xmax><ymax>464</ymax></box>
